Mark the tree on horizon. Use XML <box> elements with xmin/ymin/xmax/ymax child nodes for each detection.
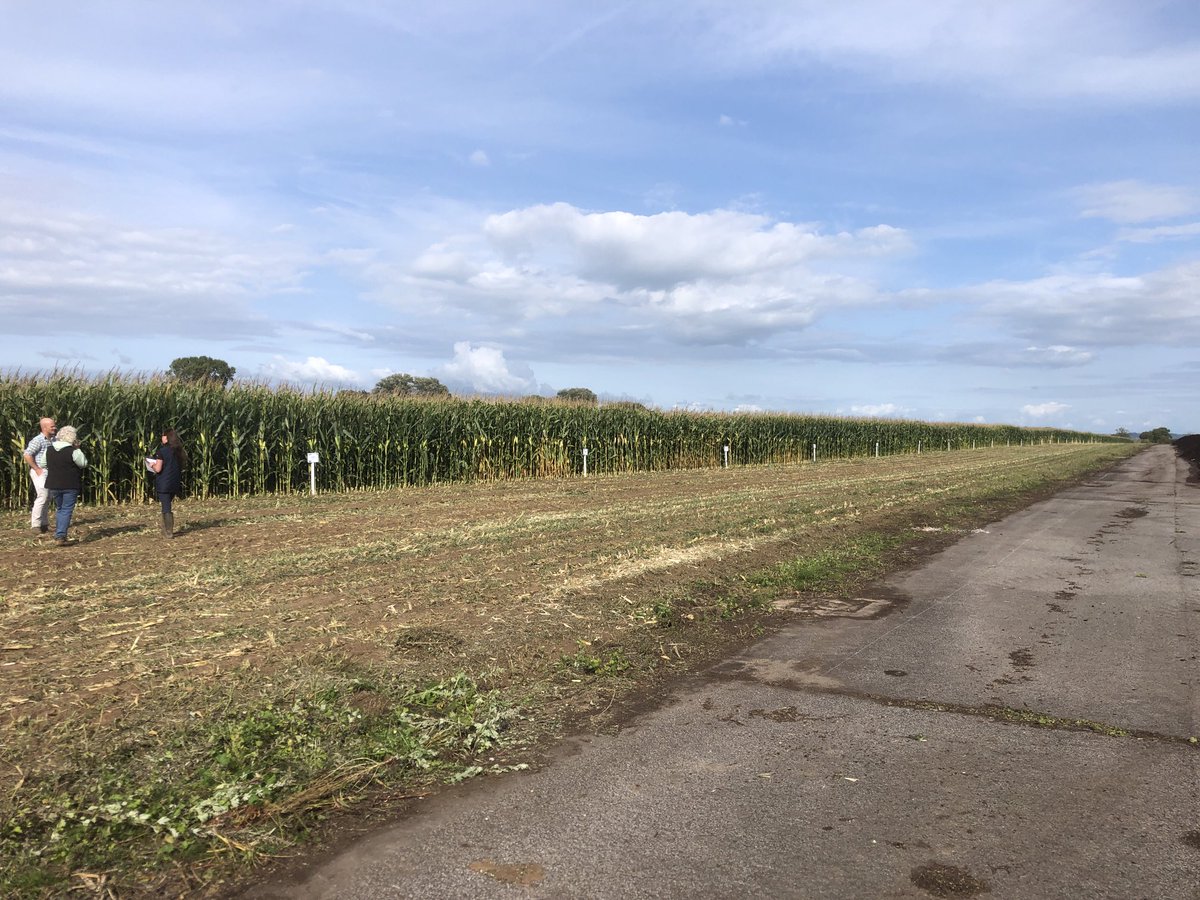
<box><xmin>372</xmin><ymin>373</ymin><xmax>451</xmax><ymax>397</ymax></box>
<box><xmin>556</xmin><ymin>387</ymin><xmax>597</xmax><ymax>405</ymax></box>
<box><xmin>1138</xmin><ymin>426</ymin><xmax>1172</xmax><ymax>444</ymax></box>
<box><xmin>168</xmin><ymin>356</ymin><xmax>236</xmax><ymax>387</ymax></box>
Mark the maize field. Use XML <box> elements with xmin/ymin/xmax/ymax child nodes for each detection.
<box><xmin>1</xmin><ymin>371</ymin><xmax>1121</xmax><ymax>508</ymax></box>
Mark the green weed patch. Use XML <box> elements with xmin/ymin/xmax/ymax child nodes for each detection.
<box><xmin>753</xmin><ymin>531</ymin><xmax>903</xmax><ymax>595</ymax></box>
<box><xmin>0</xmin><ymin>671</ymin><xmax>514</xmax><ymax>896</ymax></box>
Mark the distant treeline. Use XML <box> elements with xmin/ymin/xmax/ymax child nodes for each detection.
<box><xmin>1</xmin><ymin>372</ymin><xmax>1121</xmax><ymax>508</ymax></box>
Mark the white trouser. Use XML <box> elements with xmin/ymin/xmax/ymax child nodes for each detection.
<box><xmin>30</xmin><ymin>469</ymin><xmax>49</xmax><ymax>529</ymax></box>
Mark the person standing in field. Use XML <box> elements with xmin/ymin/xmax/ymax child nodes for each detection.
<box><xmin>44</xmin><ymin>425</ymin><xmax>87</xmax><ymax>546</ymax></box>
<box><xmin>148</xmin><ymin>428</ymin><xmax>187</xmax><ymax>539</ymax></box>
<box><xmin>22</xmin><ymin>417</ymin><xmax>56</xmax><ymax>535</ymax></box>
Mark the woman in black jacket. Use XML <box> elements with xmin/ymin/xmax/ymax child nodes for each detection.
<box><xmin>45</xmin><ymin>424</ymin><xmax>88</xmax><ymax>546</ymax></box>
<box><xmin>149</xmin><ymin>428</ymin><xmax>187</xmax><ymax>538</ymax></box>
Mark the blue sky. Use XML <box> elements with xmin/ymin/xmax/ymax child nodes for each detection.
<box><xmin>2</xmin><ymin>1</ymin><xmax>1198</xmax><ymax>434</ymax></box>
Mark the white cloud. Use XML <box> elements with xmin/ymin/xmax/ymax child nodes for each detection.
<box><xmin>0</xmin><ymin>37</ymin><xmax>359</xmax><ymax>135</ymax></box>
<box><xmin>261</xmin><ymin>355</ymin><xmax>363</xmax><ymax>387</ymax></box>
<box><xmin>436</xmin><ymin>342</ymin><xmax>537</xmax><ymax>395</ymax></box>
<box><xmin>1022</xmin><ymin>345</ymin><xmax>1093</xmax><ymax>366</ymax></box>
<box><xmin>0</xmin><ymin>197</ymin><xmax>305</xmax><ymax>340</ymax></box>
<box><xmin>469</xmin><ymin>149</ymin><xmax>491</xmax><ymax>167</ymax></box>
<box><xmin>482</xmin><ymin>204</ymin><xmax>910</xmax><ymax>286</ymax></box>
<box><xmin>307</xmin><ymin>322</ymin><xmax>377</xmax><ymax>344</ymax></box>
<box><xmin>1022</xmin><ymin>401</ymin><xmax>1069</xmax><ymax>418</ymax></box>
<box><xmin>850</xmin><ymin>403</ymin><xmax>904</xmax><ymax>417</ymax></box>
<box><xmin>969</xmin><ymin>262</ymin><xmax>1200</xmax><ymax>347</ymax></box>
<box><xmin>37</xmin><ymin>347</ymin><xmax>97</xmax><ymax>363</ymax></box>
<box><xmin>392</xmin><ymin>203</ymin><xmax>911</xmax><ymax>351</ymax></box>
<box><xmin>697</xmin><ymin>1</ymin><xmax>1200</xmax><ymax>104</ymax></box>
<box><xmin>1075</xmin><ymin>180</ymin><xmax>1200</xmax><ymax>224</ymax></box>
<box><xmin>1116</xmin><ymin>222</ymin><xmax>1200</xmax><ymax>244</ymax></box>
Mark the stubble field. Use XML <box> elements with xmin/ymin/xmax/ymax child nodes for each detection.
<box><xmin>0</xmin><ymin>442</ymin><xmax>1137</xmax><ymax>896</ymax></box>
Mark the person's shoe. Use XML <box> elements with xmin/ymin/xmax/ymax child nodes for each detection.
<box><xmin>54</xmin><ymin>537</ymin><xmax>69</xmax><ymax>546</ymax></box>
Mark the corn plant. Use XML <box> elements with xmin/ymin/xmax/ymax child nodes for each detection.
<box><xmin>0</xmin><ymin>369</ymin><xmax>1121</xmax><ymax>508</ymax></box>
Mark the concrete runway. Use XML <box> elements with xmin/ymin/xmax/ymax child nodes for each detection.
<box><xmin>244</xmin><ymin>446</ymin><xmax>1199</xmax><ymax>899</ymax></box>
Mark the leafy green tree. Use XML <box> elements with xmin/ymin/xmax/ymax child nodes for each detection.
<box><xmin>1138</xmin><ymin>427</ymin><xmax>1173</xmax><ymax>444</ymax></box>
<box><xmin>1112</xmin><ymin>427</ymin><xmax>1132</xmax><ymax>439</ymax></box>
<box><xmin>373</xmin><ymin>373</ymin><xmax>450</xmax><ymax>397</ymax></box>
<box><xmin>556</xmin><ymin>387</ymin><xmax>598</xmax><ymax>405</ymax></box>
<box><xmin>168</xmin><ymin>356</ymin><xmax>236</xmax><ymax>387</ymax></box>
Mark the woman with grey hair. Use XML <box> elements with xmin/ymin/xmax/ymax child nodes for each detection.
<box><xmin>44</xmin><ymin>425</ymin><xmax>88</xmax><ymax>546</ymax></box>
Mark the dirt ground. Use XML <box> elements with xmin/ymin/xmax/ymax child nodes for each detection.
<box><xmin>1175</xmin><ymin>433</ymin><xmax>1200</xmax><ymax>480</ymax></box>
<box><xmin>0</xmin><ymin>447</ymin><xmax>1130</xmax><ymax>744</ymax></box>
<box><xmin>0</xmin><ymin>443</ymin><xmax>1140</xmax><ymax>894</ymax></box>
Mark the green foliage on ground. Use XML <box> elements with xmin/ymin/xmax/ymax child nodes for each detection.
<box><xmin>0</xmin><ymin>670</ymin><xmax>514</xmax><ymax>895</ymax></box>
<box><xmin>753</xmin><ymin>532</ymin><xmax>903</xmax><ymax>593</ymax></box>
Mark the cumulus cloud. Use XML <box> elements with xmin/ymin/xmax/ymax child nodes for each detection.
<box><xmin>1022</xmin><ymin>401</ymin><xmax>1069</xmax><ymax>418</ymax></box>
<box><xmin>1075</xmin><ymin>180</ymin><xmax>1200</xmax><ymax>224</ymax></box>
<box><xmin>436</xmin><ymin>342</ymin><xmax>538</xmax><ymax>395</ymax></box>
<box><xmin>395</xmin><ymin>203</ymin><xmax>911</xmax><ymax>353</ymax></box>
<box><xmin>481</xmin><ymin>204</ymin><xmax>910</xmax><ymax>287</ymax></box>
<box><xmin>261</xmin><ymin>355</ymin><xmax>364</xmax><ymax>387</ymax></box>
<box><xmin>469</xmin><ymin>149</ymin><xmax>491</xmax><ymax>167</ymax></box>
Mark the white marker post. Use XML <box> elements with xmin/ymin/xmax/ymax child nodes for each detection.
<box><xmin>306</xmin><ymin>451</ymin><xmax>320</xmax><ymax>496</ymax></box>
<box><xmin>875</xmin><ymin>441</ymin><xmax>880</xmax><ymax>458</ymax></box>
<box><xmin>812</xmin><ymin>443</ymin><xmax>817</xmax><ymax>463</ymax></box>
<box><xmin>917</xmin><ymin>440</ymin><xmax>922</xmax><ymax>454</ymax></box>
<box><xmin>723</xmin><ymin>444</ymin><xmax>730</xmax><ymax>468</ymax></box>
<box><xmin>582</xmin><ymin>446</ymin><xmax>589</xmax><ymax>477</ymax></box>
